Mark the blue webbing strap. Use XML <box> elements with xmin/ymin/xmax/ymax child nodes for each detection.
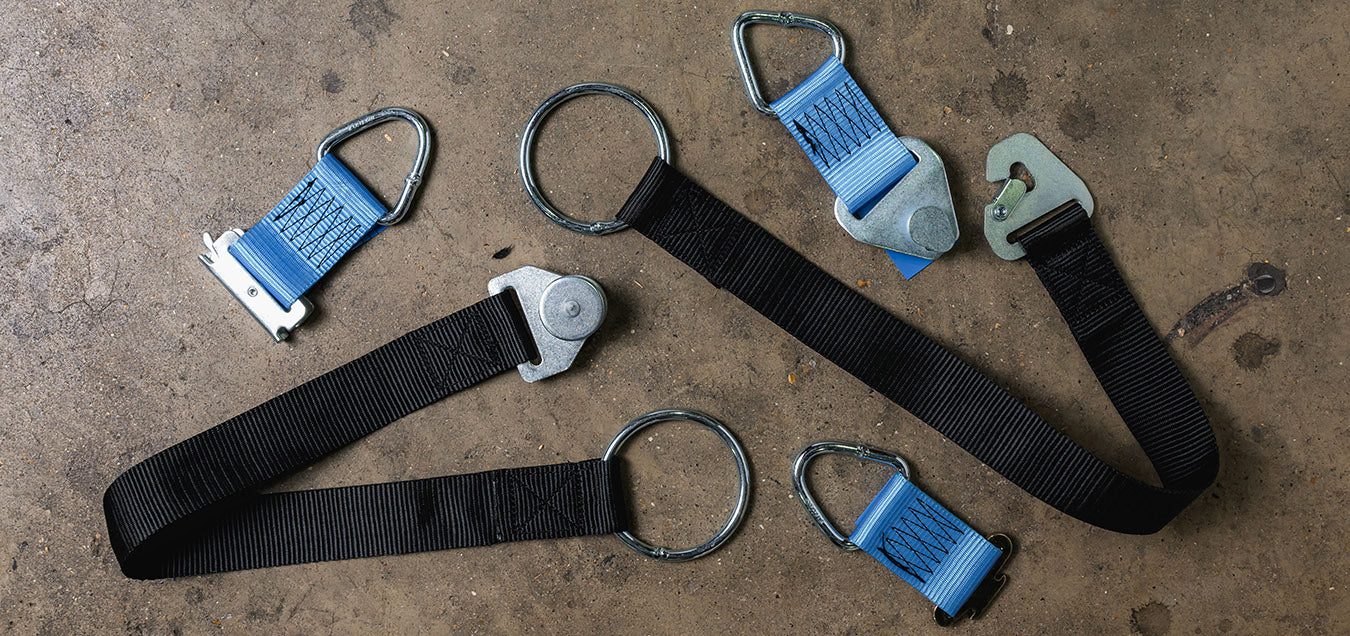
<box><xmin>770</xmin><ymin>56</ymin><xmax>932</xmax><ymax>278</ymax></box>
<box><xmin>850</xmin><ymin>473</ymin><xmax>1002</xmax><ymax>615</ymax></box>
<box><xmin>229</xmin><ymin>154</ymin><xmax>388</xmax><ymax>306</ymax></box>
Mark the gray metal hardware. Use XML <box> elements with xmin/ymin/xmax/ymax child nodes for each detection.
<box><xmin>199</xmin><ymin>230</ymin><xmax>313</xmax><ymax>342</ymax></box>
<box><xmin>833</xmin><ymin>136</ymin><xmax>960</xmax><ymax>259</ymax></box>
<box><xmin>488</xmin><ymin>266</ymin><xmax>606</xmax><ymax>382</ymax></box>
<box><xmin>730</xmin><ymin>10</ymin><xmax>847</xmax><ymax>117</ymax></box>
<box><xmin>983</xmin><ymin>132</ymin><xmax>1094</xmax><ymax>260</ymax></box>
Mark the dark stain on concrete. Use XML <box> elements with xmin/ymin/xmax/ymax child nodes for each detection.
<box><xmin>1130</xmin><ymin>600</ymin><xmax>1173</xmax><ymax>635</ymax></box>
<box><xmin>982</xmin><ymin>4</ymin><xmax>1000</xmax><ymax>47</ymax></box>
<box><xmin>1247</xmin><ymin>261</ymin><xmax>1286</xmax><ymax>296</ymax></box>
<box><xmin>989</xmin><ymin>71</ymin><xmax>1028</xmax><ymax>115</ymax></box>
<box><xmin>451</xmin><ymin>65</ymin><xmax>476</xmax><ymax>86</ymax></box>
<box><xmin>1167</xmin><ymin>262</ymin><xmax>1286</xmax><ymax>346</ymax></box>
<box><xmin>349</xmin><ymin>0</ymin><xmax>398</xmax><ymax>45</ymax></box>
<box><xmin>1057</xmin><ymin>96</ymin><xmax>1098</xmax><ymax>141</ymax></box>
<box><xmin>981</xmin><ymin>26</ymin><xmax>997</xmax><ymax>47</ymax></box>
<box><xmin>1233</xmin><ymin>332</ymin><xmax>1280</xmax><ymax>370</ymax></box>
<box><xmin>200</xmin><ymin>76</ymin><xmax>224</xmax><ymax>104</ymax></box>
<box><xmin>321</xmin><ymin>70</ymin><xmax>345</xmax><ymax>94</ymax></box>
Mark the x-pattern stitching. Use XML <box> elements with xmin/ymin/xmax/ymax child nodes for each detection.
<box><xmin>504</xmin><ymin>465</ymin><xmax>583</xmax><ymax>535</ymax></box>
<box><xmin>414</xmin><ymin>313</ymin><xmax>502</xmax><ymax>389</ymax></box>
<box><xmin>650</xmin><ymin>186</ymin><xmax>738</xmax><ymax>270</ymax></box>
<box><xmin>1037</xmin><ymin>240</ymin><xmax>1124</xmax><ymax>310</ymax></box>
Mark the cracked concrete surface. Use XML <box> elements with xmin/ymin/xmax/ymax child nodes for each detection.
<box><xmin>2</xmin><ymin>1</ymin><xmax>1347</xmax><ymax>633</ymax></box>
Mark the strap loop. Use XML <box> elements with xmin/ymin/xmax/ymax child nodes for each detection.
<box><xmin>316</xmin><ymin>106</ymin><xmax>433</xmax><ymax>226</ymax></box>
<box><xmin>615</xmin><ymin>156</ymin><xmax>1219</xmax><ymax>534</ymax></box>
<box><xmin>731</xmin><ymin>11</ymin><xmax>847</xmax><ymax>117</ymax></box>
<box><xmin>602</xmin><ymin>409</ymin><xmax>750</xmax><ymax>562</ymax></box>
<box><xmin>519</xmin><ymin>83</ymin><xmax>671</xmax><ymax>235</ymax></box>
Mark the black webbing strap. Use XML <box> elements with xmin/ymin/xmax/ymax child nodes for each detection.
<box><xmin>616</xmin><ymin>158</ymin><xmax>1218</xmax><ymax>534</ymax></box>
<box><xmin>1018</xmin><ymin>205</ymin><xmax>1217</xmax><ymax>490</ymax></box>
<box><xmin>103</xmin><ymin>293</ymin><xmax>627</xmax><ymax>578</ymax></box>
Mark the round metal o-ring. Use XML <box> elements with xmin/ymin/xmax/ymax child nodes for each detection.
<box><xmin>602</xmin><ymin>409</ymin><xmax>750</xmax><ymax>562</ymax></box>
<box><xmin>518</xmin><ymin>82</ymin><xmax>671</xmax><ymax>235</ymax></box>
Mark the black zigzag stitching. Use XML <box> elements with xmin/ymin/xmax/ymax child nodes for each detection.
<box><xmin>789</xmin><ymin>80</ymin><xmax>885</xmax><ymax>169</ymax></box>
<box><xmin>271</xmin><ymin>178</ymin><xmax>362</xmax><ymax>268</ymax></box>
<box><xmin>875</xmin><ymin>498</ymin><xmax>964</xmax><ymax>584</ymax></box>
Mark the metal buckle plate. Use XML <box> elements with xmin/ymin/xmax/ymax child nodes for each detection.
<box><xmin>833</xmin><ymin>136</ymin><xmax>960</xmax><ymax>259</ymax></box>
<box><xmin>932</xmin><ymin>533</ymin><xmax>1015</xmax><ymax>627</ymax></box>
<box><xmin>199</xmin><ymin>229</ymin><xmax>313</xmax><ymax>342</ymax></box>
<box><xmin>489</xmin><ymin>266</ymin><xmax>606</xmax><ymax>382</ymax></box>
<box><xmin>983</xmin><ymin>132</ymin><xmax>1094</xmax><ymax>260</ymax></box>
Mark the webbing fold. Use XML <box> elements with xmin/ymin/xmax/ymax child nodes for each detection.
<box><xmin>616</xmin><ymin>158</ymin><xmax>1219</xmax><ymax>534</ymax></box>
<box><xmin>103</xmin><ymin>292</ymin><xmax>627</xmax><ymax>579</ymax></box>
<box><xmin>770</xmin><ymin>56</ymin><xmax>933</xmax><ymax>278</ymax></box>
<box><xmin>770</xmin><ymin>56</ymin><xmax>916</xmax><ymax>215</ymax></box>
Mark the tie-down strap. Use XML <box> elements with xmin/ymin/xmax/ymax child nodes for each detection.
<box><xmin>850</xmin><ymin>473</ymin><xmax>1003</xmax><ymax>616</ymax></box>
<box><xmin>102</xmin><ymin>293</ymin><xmax>626</xmax><ymax>579</ymax></box>
<box><xmin>229</xmin><ymin>154</ymin><xmax>388</xmax><ymax>307</ymax></box>
<box><xmin>771</xmin><ymin>56</ymin><xmax>916</xmax><ymax>216</ymax></box>
<box><xmin>616</xmin><ymin>158</ymin><xmax>1218</xmax><ymax>534</ymax></box>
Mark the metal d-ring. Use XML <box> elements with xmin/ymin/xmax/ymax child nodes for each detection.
<box><xmin>602</xmin><ymin>409</ymin><xmax>750</xmax><ymax>562</ymax></box>
<box><xmin>519</xmin><ymin>83</ymin><xmax>671</xmax><ymax>236</ymax></box>
<box><xmin>791</xmin><ymin>441</ymin><xmax>910</xmax><ymax>550</ymax></box>
<box><xmin>316</xmin><ymin>106</ymin><xmax>433</xmax><ymax>226</ymax></box>
<box><xmin>731</xmin><ymin>11</ymin><xmax>847</xmax><ymax>117</ymax></box>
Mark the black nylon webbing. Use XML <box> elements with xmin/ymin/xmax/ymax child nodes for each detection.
<box><xmin>103</xmin><ymin>292</ymin><xmax>627</xmax><ymax>579</ymax></box>
<box><xmin>616</xmin><ymin>158</ymin><xmax>1218</xmax><ymax>534</ymax></box>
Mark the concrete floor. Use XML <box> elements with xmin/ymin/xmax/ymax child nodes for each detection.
<box><xmin>2</xmin><ymin>0</ymin><xmax>1346</xmax><ymax>633</ymax></box>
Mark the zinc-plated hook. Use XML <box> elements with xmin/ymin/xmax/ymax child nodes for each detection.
<box><xmin>316</xmin><ymin>106</ymin><xmax>433</xmax><ymax>226</ymax></box>
<box><xmin>983</xmin><ymin>132</ymin><xmax>1093</xmax><ymax>260</ymax></box>
<box><xmin>731</xmin><ymin>11</ymin><xmax>847</xmax><ymax>117</ymax></box>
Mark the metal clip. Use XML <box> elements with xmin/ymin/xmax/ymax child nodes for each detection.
<box><xmin>731</xmin><ymin>11</ymin><xmax>847</xmax><ymax>117</ymax></box>
<box><xmin>983</xmin><ymin>132</ymin><xmax>1094</xmax><ymax>260</ymax></box>
<box><xmin>833</xmin><ymin>137</ymin><xmax>959</xmax><ymax>259</ymax></box>
<box><xmin>791</xmin><ymin>441</ymin><xmax>911</xmax><ymax>550</ymax></box>
<box><xmin>793</xmin><ymin>441</ymin><xmax>1012</xmax><ymax>627</ymax></box>
<box><xmin>316</xmin><ymin>106</ymin><xmax>433</xmax><ymax>226</ymax></box>
<box><xmin>933</xmin><ymin>533</ymin><xmax>1014</xmax><ymax>627</ymax></box>
<box><xmin>198</xmin><ymin>229</ymin><xmax>313</xmax><ymax>341</ymax></box>
<box><xmin>488</xmin><ymin>266</ymin><xmax>607</xmax><ymax>382</ymax></box>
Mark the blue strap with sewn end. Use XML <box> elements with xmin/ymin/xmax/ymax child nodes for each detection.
<box><xmin>770</xmin><ymin>56</ymin><xmax>933</xmax><ymax>278</ymax></box>
<box><xmin>850</xmin><ymin>473</ymin><xmax>1003</xmax><ymax>616</ymax></box>
<box><xmin>229</xmin><ymin>154</ymin><xmax>387</xmax><ymax>306</ymax></box>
